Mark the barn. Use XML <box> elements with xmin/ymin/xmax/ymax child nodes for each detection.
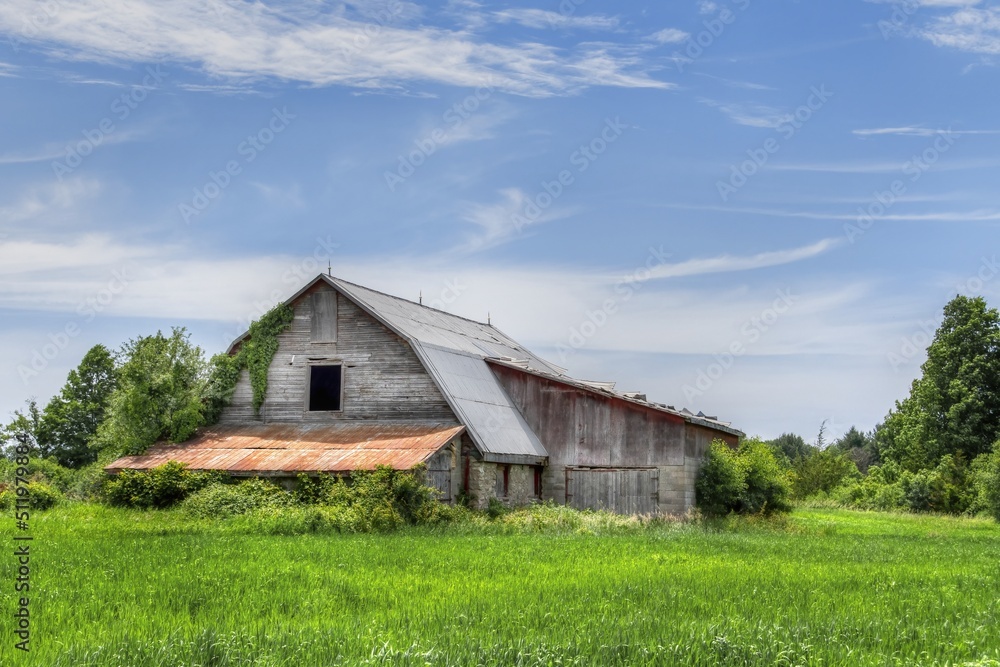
<box><xmin>107</xmin><ymin>274</ymin><xmax>742</xmax><ymax>515</ymax></box>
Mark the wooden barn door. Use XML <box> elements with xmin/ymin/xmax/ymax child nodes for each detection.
<box><xmin>424</xmin><ymin>447</ymin><xmax>453</xmax><ymax>502</ymax></box>
<box><xmin>565</xmin><ymin>467</ymin><xmax>659</xmax><ymax>515</ymax></box>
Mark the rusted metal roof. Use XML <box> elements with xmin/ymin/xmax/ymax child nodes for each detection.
<box><xmin>105</xmin><ymin>422</ymin><xmax>465</xmax><ymax>475</ymax></box>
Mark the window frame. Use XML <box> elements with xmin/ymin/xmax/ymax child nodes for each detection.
<box><xmin>306</xmin><ymin>363</ymin><xmax>344</xmax><ymax>413</ymax></box>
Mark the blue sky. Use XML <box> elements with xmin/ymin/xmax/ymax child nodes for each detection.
<box><xmin>1</xmin><ymin>0</ymin><xmax>999</xmax><ymax>442</ymax></box>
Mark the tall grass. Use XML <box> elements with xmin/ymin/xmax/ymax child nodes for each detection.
<box><xmin>1</xmin><ymin>505</ymin><xmax>998</xmax><ymax>666</ymax></box>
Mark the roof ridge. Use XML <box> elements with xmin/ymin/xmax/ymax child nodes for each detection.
<box><xmin>329</xmin><ymin>275</ymin><xmax>507</xmax><ymax>334</ymax></box>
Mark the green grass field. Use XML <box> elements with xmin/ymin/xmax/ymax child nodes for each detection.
<box><xmin>1</xmin><ymin>505</ymin><xmax>998</xmax><ymax>666</ymax></box>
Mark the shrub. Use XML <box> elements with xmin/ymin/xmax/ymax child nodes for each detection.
<box><xmin>293</xmin><ymin>472</ymin><xmax>338</xmax><ymax>505</ymax></box>
<box><xmin>104</xmin><ymin>461</ymin><xmax>223</xmax><ymax>509</ymax></box>
<box><xmin>280</xmin><ymin>465</ymin><xmax>447</xmax><ymax>532</ymax></box>
<box><xmin>696</xmin><ymin>440</ymin><xmax>746</xmax><ymax>517</ymax></box>
<box><xmin>183</xmin><ymin>478</ymin><xmax>291</xmax><ymax>518</ymax></box>
<box><xmin>792</xmin><ymin>448</ymin><xmax>860</xmax><ymax>499</ymax></box>
<box><xmin>0</xmin><ymin>482</ymin><xmax>63</xmax><ymax>510</ymax></box>
<box><xmin>737</xmin><ymin>438</ymin><xmax>793</xmax><ymax>515</ymax></box>
<box><xmin>969</xmin><ymin>441</ymin><xmax>1000</xmax><ymax>521</ymax></box>
<box><xmin>25</xmin><ymin>481</ymin><xmax>61</xmax><ymax>509</ymax></box>
<box><xmin>697</xmin><ymin>438</ymin><xmax>792</xmax><ymax>517</ymax></box>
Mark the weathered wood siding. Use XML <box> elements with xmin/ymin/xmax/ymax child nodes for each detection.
<box><xmin>490</xmin><ymin>364</ymin><xmax>738</xmax><ymax>512</ymax></box>
<box><xmin>490</xmin><ymin>364</ymin><xmax>688</xmax><ymax>470</ymax></box>
<box><xmin>566</xmin><ymin>467</ymin><xmax>659</xmax><ymax>515</ymax></box>
<box><xmin>425</xmin><ymin>441</ymin><xmax>457</xmax><ymax>502</ymax></box>
<box><xmin>220</xmin><ymin>284</ymin><xmax>457</xmax><ymax>424</ymax></box>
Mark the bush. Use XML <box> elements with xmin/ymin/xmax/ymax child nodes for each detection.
<box><xmin>696</xmin><ymin>440</ymin><xmax>746</xmax><ymax>517</ymax></box>
<box><xmin>737</xmin><ymin>438</ymin><xmax>793</xmax><ymax>515</ymax></box>
<box><xmin>0</xmin><ymin>482</ymin><xmax>63</xmax><ymax>510</ymax></box>
<box><xmin>104</xmin><ymin>461</ymin><xmax>223</xmax><ymax>509</ymax></box>
<box><xmin>832</xmin><ymin>455</ymin><xmax>975</xmax><ymax>515</ymax></box>
<box><xmin>969</xmin><ymin>441</ymin><xmax>1000</xmax><ymax>520</ymax></box>
<box><xmin>278</xmin><ymin>465</ymin><xmax>447</xmax><ymax>532</ymax></box>
<box><xmin>26</xmin><ymin>481</ymin><xmax>61</xmax><ymax>509</ymax></box>
<box><xmin>182</xmin><ymin>478</ymin><xmax>291</xmax><ymax>518</ymax></box>
<box><xmin>792</xmin><ymin>448</ymin><xmax>860</xmax><ymax>499</ymax></box>
<box><xmin>697</xmin><ymin>438</ymin><xmax>792</xmax><ymax>517</ymax></box>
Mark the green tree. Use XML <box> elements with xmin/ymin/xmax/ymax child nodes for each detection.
<box><xmin>0</xmin><ymin>400</ymin><xmax>42</xmax><ymax>458</ymax></box>
<box><xmin>879</xmin><ymin>296</ymin><xmax>1000</xmax><ymax>471</ymax></box>
<box><xmin>832</xmin><ymin>426</ymin><xmax>880</xmax><ymax>473</ymax></box>
<box><xmin>792</xmin><ymin>448</ymin><xmax>860</xmax><ymax>498</ymax></box>
<box><xmin>94</xmin><ymin>328</ymin><xmax>207</xmax><ymax>457</ymax></box>
<box><xmin>767</xmin><ymin>432</ymin><xmax>815</xmax><ymax>464</ymax></box>
<box><xmin>35</xmin><ymin>345</ymin><xmax>117</xmax><ymax>468</ymax></box>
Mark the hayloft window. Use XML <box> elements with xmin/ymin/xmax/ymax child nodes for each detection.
<box><xmin>311</xmin><ymin>291</ymin><xmax>337</xmax><ymax>343</ymax></box>
<box><xmin>308</xmin><ymin>365</ymin><xmax>343</xmax><ymax>411</ymax></box>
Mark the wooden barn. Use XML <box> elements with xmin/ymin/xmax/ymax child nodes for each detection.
<box><xmin>107</xmin><ymin>274</ymin><xmax>742</xmax><ymax>515</ymax></box>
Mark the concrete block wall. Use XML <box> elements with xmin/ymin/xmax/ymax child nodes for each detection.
<box><xmin>465</xmin><ymin>460</ymin><xmax>536</xmax><ymax>508</ymax></box>
<box><xmin>656</xmin><ymin>456</ymin><xmax>703</xmax><ymax>515</ymax></box>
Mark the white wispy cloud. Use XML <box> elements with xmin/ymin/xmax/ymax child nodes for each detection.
<box><xmin>457</xmin><ymin>187</ymin><xmax>575</xmax><ymax>252</ymax></box>
<box><xmin>647</xmin><ymin>28</ymin><xmax>690</xmax><ymax>44</ymax></box>
<box><xmin>698</xmin><ymin>1</ymin><xmax>720</xmax><ymax>14</ymax></box>
<box><xmin>0</xmin><ymin>234</ymin><xmax>158</xmax><ymax>278</ymax></box>
<box><xmin>696</xmin><ymin>73</ymin><xmax>776</xmax><ymax>90</ymax></box>
<box><xmin>0</xmin><ymin>177</ymin><xmax>101</xmax><ymax>224</ymax></box>
<box><xmin>643</xmin><ymin>238</ymin><xmax>841</xmax><ymax>280</ymax></box>
<box><xmin>493</xmin><ymin>9</ymin><xmax>619</xmax><ymax>30</ymax></box>
<box><xmin>0</xmin><ymin>0</ymin><xmax>666</xmax><ymax>97</ymax></box>
<box><xmin>0</xmin><ymin>130</ymin><xmax>143</xmax><ymax>166</ymax></box>
<box><xmin>699</xmin><ymin>99</ymin><xmax>793</xmax><ymax>128</ymax></box>
<box><xmin>853</xmin><ymin>126</ymin><xmax>1000</xmax><ymax>136</ymax></box>
<box><xmin>768</xmin><ymin>157</ymin><xmax>1000</xmax><ymax>173</ymax></box>
<box><xmin>660</xmin><ymin>203</ymin><xmax>1000</xmax><ymax>222</ymax></box>
<box><xmin>918</xmin><ymin>5</ymin><xmax>1000</xmax><ymax>54</ymax></box>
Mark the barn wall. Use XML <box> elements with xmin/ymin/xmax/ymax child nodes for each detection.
<box><xmin>461</xmin><ymin>435</ymin><xmax>538</xmax><ymax>508</ymax></box>
<box><xmin>491</xmin><ymin>364</ymin><xmax>737</xmax><ymax>514</ymax></box>
<box><xmin>220</xmin><ymin>283</ymin><xmax>457</xmax><ymax>424</ymax></box>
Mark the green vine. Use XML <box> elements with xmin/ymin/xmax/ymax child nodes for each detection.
<box><xmin>204</xmin><ymin>303</ymin><xmax>294</xmax><ymax>420</ymax></box>
<box><xmin>242</xmin><ymin>303</ymin><xmax>295</xmax><ymax>413</ymax></box>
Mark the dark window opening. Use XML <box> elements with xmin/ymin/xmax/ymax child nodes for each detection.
<box><xmin>309</xmin><ymin>365</ymin><xmax>343</xmax><ymax>411</ymax></box>
<box><xmin>496</xmin><ymin>464</ymin><xmax>510</xmax><ymax>497</ymax></box>
<box><xmin>533</xmin><ymin>466</ymin><xmax>542</xmax><ymax>497</ymax></box>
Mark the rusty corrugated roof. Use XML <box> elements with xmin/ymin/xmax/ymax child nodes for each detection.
<box><xmin>104</xmin><ymin>422</ymin><xmax>465</xmax><ymax>475</ymax></box>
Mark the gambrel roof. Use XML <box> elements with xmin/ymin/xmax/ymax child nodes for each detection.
<box><xmin>227</xmin><ymin>274</ymin><xmax>741</xmax><ymax>464</ymax></box>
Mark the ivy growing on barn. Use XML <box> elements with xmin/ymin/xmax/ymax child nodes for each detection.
<box><xmin>205</xmin><ymin>303</ymin><xmax>294</xmax><ymax>420</ymax></box>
